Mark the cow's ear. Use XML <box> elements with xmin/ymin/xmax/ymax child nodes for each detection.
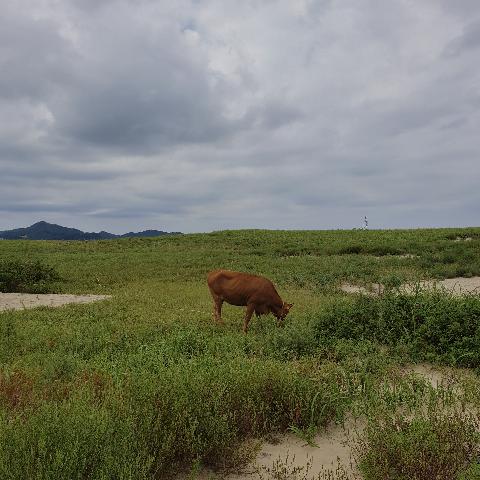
<box><xmin>287</xmin><ymin>303</ymin><xmax>294</xmax><ymax>310</ymax></box>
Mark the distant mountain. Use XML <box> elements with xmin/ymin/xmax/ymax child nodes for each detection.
<box><xmin>0</xmin><ymin>221</ymin><xmax>181</xmax><ymax>240</ymax></box>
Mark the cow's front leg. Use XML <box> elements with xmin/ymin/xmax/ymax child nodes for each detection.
<box><xmin>243</xmin><ymin>304</ymin><xmax>255</xmax><ymax>333</ymax></box>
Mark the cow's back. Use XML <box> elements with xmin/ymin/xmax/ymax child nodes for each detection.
<box><xmin>207</xmin><ymin>270</ymin><xmax>280</xmax><ymax>307</ymax></box>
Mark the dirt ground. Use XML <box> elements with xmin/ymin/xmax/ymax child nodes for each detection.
<box><xmin>0</xmin><ymin>293</ymin><xmax>111</xmax><ymax>311</ymax></box>
<box><xmin>226</xmin><ymin>421</ymin><xmax>359</xmax><ymax>479</ymax></box>
<box><xmin>341</xmin><ymin>276</ymin><xmax>480</xmax><ymax>296</ymax></box>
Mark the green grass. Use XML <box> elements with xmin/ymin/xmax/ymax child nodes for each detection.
<box><xmin>0</xmin><ymin>228</ymin><xmax>479</xmax><ymax>479</ymax></box>
<box><xmin>313</xmin><ymin>288</ymin><xmax>480</xmax><ymax>369</ymax></box>
<box><xmin>0</xmin><ymin>227</ymin><xmax>479</xmax><ymax>293</ymax></box>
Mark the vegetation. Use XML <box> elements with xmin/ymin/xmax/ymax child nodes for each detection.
<box><xmin>314</xmin><ymin>288</ymin><xmax>480</xmax><ymax>369</ymax></box>
<box><xmin>356</xmin><ymin>409</ymin><xmax>480</xmax><ymax>480</ymax></box>
<box><xmin>0</xmin><ymin>228</ymin><xmax>479</xmax><ymax>479</ymax></box>
<box><xmin>0</xmin><ymin>259</ymin><xmax>60</xmax><ymax>293</ymax></box>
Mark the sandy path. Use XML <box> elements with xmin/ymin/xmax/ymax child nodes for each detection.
<box><xmin>0</xmin><ymin>293</ymin><xmax>111</xmax><ymax>311</ymax></box>
<box><xmin>341</xmin><ymin>276</ymin><xmax>480</xmax><ymax>296</ymax></box>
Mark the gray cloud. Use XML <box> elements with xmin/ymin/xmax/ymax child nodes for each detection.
<box><xmin>0</xmin><ymin>0</ymin><xmax>479</xmax><ymax>233</ymax></box>
<box><xmin>444</xmin><ymin>20</ymin><xmax>480</xmax><ymax>57</ymax></box>
<box><xmin>0</xmin><ymin>6</ymin><xmax>74</xmax><ymax>101</ymax></box>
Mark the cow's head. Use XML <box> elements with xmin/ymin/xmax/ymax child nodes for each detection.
<box><xmin>276</xmin><ymin>302</ymin><xmax>293</xmax><ymax>323</ymax></box>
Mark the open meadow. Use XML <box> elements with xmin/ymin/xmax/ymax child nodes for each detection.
<box><xmin>1</xmin><ymin>228</ymin><xmax>480</xmax><ymax>479</ymax></box>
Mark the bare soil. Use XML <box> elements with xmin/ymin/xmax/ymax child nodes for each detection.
<box><xmin>226</xmin><ymin>421</ymin><xmax>359</xmax><ymax>479</ymax></box>
<box><xmin>340</xmin><ymin>276</ymin><xmax>480</xmax><ymax>296</ymax></box>
<box><xmin>0</xmin><ymin>293</ymin><xmax>111</xmax><ymax>311</ymax></box>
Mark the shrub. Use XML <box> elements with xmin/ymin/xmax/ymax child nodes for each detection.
<box><xmin>0</xmin><ymin>260</ymin><xmax>60</xmax><ymax>293</ymax></box>
<box><xmin>356</xmin><ymin>410</ymin><xmax>480</xmax><ymax>480</ymax></box>
<box><xmin>312</xmin><ymin>288</ymin><xmax>480</xmax><ymax>368</ymax></box>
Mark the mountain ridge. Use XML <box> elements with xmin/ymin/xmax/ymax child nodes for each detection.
<box><xmin>0</xmin><ymin>221</ymin><xmax>181</xmax><ymax>240</ymax></box>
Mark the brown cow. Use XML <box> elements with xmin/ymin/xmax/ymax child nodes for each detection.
<box><xmin>207</xmin><ymin>269</ymin><xmax>293</xmax><ymax>333</ymax></box>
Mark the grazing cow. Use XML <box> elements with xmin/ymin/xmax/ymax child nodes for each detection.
<box><xmin>207</xmin><ymin>269</ymin><xmax>293</xmax><ymax>333</ymax></box>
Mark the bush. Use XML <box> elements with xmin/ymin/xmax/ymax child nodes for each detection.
<box><xmin>0</xmin><ymin>260</ymin><xmax>60</xmax><ymax>293</ymax></box>
<box><xmin>356</xmin><ymin>410</ymin><xmax>480</xmax><ymax>480</ymax></box>
<box><xmin>312</xmin><ymin>288</ymin><xmax>480</xmax><ymax>368</ymax></box>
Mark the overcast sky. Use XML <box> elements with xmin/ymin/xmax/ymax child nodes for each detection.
<box><xmin>1</xmin><ymin>0</ymin><xmax>479</xmax><ymax>233</ymax></box>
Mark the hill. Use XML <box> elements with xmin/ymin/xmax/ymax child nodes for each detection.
<box><xmin>0</xmin><ymin>221</ymin><xmax>180</xmax><ymax>240</ymax></box>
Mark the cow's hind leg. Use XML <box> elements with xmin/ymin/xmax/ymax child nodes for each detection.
<box><xmin>208</xmin><ymin>287</ymin><xmax>224</xmax><ymax>324</ymax></box>
<box><xmin>214</xmin><ymin>298</ymin><xmax>224</xmax><ymax>324</ymax></box>
<box><xmin>210</xmin><ymin>295</ymin><xmax>224</xmax><ymax>325</ymax></box>
<box><xmin>243</xmin><ymin>304</ymin><xmax>255</xmax><ymax>334</ymax></box>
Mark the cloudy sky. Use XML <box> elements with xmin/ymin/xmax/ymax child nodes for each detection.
<box><xmin>1</xmin><ymin>0</ymin><xmax>479</xmax><ymax>233</ymax></box>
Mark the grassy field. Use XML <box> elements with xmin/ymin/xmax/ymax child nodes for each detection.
<box><xmin>1</xmin><ymin>228</ymin><xmax>480</xmax><ymax>479</ymax></box>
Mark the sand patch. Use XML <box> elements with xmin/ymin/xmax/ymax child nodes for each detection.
<box><xmin>339</xmin><ymin>283</ymin><xmax>381</xmax><ymax>296</ymax></box>
<box><xmin>404</xmin><ymin>364</ymin><xmax>454</xmax><ymax>388</ymax></box>
<box><xmin>405</xmin><ymin>363</ymin><xmax>477</xmax><ymax>389</ymax></box>
<box><xmin>421</xmin><ymin>277</ymin><xmax>480</xmax><ymax>294</ymax></box>
<box><xmin>227</xmin><ymin>422</ymin><xmax>358</xmax><ymax>479</ymax></box>
<box><xmin>340</xmin><ymin>277</ymin><xmax>480</xmax><ymax>296</ymax></box>
<box><xmin>373</xmin><ymin>253</ymin><xmax>418</xmax><ymax>260</ymax></box>
<box><xmin>0</xmin><ymin>293</ymin><xmax>111</xmax><ymax>312</ymax></box>
<box><xmin>179</xmin><ymin>421</ymin><xmax>360</xmax><ymax>480</ymax></box>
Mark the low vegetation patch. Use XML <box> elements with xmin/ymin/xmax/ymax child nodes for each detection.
<box><xmin>356</xmin><ymin>409</ymin><xmax>480</xmax><ymax>480</ymax></box>
<box><xmin>0</xmin><ymin>259</ymin><xmax>60</xmax><ymax>293</ymax></box>
<box><xmin>337</xmin><ymin>244</ymin><xmax>404</xmax><ymax>256</ymax></box>
<box><xmin>314</xmin><ymin>287</ymin><xmax>480</xmax><ymax>369</ymax></box>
